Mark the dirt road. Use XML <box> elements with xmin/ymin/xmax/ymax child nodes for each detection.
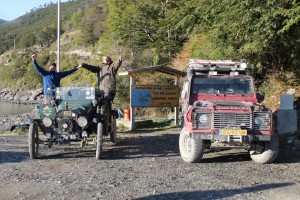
<box><xmin>1</xmin><ymin>128</ymin><xmax>300</xmax><ymax>200</ymax></box>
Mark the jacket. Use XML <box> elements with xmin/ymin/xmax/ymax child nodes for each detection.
<box><xmin>82</xmin><ymin>60</ymin><xmax>122</xmax><ymax>95</ymax></box>
<box><xmin>32</xmin><ymin>60</ymin><xmax>78</xmax><ymax>95</ymax></box>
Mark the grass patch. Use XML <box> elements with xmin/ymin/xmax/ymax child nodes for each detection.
<box><xmin>142</xmin><ymin>119</ymin><xmax>181</xmax><ymax>129</ymax></box>
<box><xmin>0</xmin><ymin>128</ymin><xmax>26</xmax><ymax>135</ymax></box>
<box><xmin>117</xmin><ymin>124</ymin><xmax>130</xmax><ymax>131</ymax></box>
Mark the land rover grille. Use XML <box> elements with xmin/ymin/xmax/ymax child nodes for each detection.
<box><xmin>192</xmin><ymin>111</ymin><xmax>271</xmax><ymax>130</ymax></box>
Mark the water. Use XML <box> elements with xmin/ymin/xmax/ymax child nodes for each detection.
<box><xmin>0</xmin><ymin>102</ymin><xmax>35</xmax><ymax>115</ymax></box>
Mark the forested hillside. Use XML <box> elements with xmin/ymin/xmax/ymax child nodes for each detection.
<box><xmin>0</xmin><ymin>0</ymin><xmax>300</xmax><ymax>109</ymax></box>
<box><xmin>0</xmin><ymin>0</ymin><xmax>104</xmax><ymax>53</ymax></box>
<box><xmin>0</xmin><ymin>0</ymin><xmax>107</xmax><ymax>89</ymax></box>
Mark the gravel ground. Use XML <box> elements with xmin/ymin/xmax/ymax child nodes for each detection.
<box><xmin>1</xmin><ymin>128</ymin><xmax>300</xmax><ymax>200</ymax></box>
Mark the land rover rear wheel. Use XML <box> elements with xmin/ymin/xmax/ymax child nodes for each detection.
<box><xmin>179</xmin><ymin>127</ymin><xmax>204</xmax><ymax>163</ymax></box>
<box><xmin>250</xmin><ymin>133</ymin><xmax>279</xmax><ymax>164</ymax></box>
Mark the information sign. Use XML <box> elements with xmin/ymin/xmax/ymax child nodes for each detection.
<box><xmin>131</xmin><ymin>85</ymin><xmax>179</xmax><ymax>107</ymax></box>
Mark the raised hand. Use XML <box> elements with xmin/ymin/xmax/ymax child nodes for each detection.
<box><xmin>31</xmin><ymin>53</ymin><xmax>37</xmax><ymax>61</ymax></box>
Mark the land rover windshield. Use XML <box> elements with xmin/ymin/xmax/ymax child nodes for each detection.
<box><xmin>192</xmin><ymin>76</ymin><xmax>254</xmax><ymax>95</ymax></box>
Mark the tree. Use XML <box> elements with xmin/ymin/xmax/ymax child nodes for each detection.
<box><xmin>19</xmin><ymin>33</ymin><xmax>36</xmax><ymax>47</ymax></box>
<box><xmin>70</xmin><ymin>10</ymin><xmax>84</xmax><ymax>27</ymax></box>
<box><xmin>36</xmin><ymin>27</ymin><xmax>57</xmax><ymax>47</ymax></box>
<box><xmin>105</xmin><ymin>0</ymin><xmax>201</xmax><ymax>66</ymax></box>
<box><xmin>78</xmin><ymin>22</ymin><xmax>96</xmax><ymax>46</ymax></box>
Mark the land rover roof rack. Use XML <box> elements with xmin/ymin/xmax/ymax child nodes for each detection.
<box><xmin>187</xmin><ymin>59</ymin><xmax>252</xmax><ymax>76</ymax></box>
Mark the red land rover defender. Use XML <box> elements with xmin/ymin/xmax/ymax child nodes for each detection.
<box><xmin>179</xmin><ymin>59</ymin><xmax>279</xmax><ymax>164</ymax></box>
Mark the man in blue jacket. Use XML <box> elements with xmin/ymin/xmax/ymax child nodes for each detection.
<box><xmin>31</xmin><ymin>53</ymin><xmax>81</xmax><ymax>104</ymax></box>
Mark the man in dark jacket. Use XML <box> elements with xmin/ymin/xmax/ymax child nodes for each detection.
<box><xmin>31</xmin><ymin>53</ymin><xmax>81</xmax><ymax>104</ymax></box>
<box><xmin>78</xmin><ymin>56</ymin><xmax>122</xmax><ymax>101</ymax></box>
<box><xmin>79</xmin><ymin>55</ymin><xmax>122</xmax><ymax>131</ymax></box>
<box><xmin>79</xmin><ymin>55</ymin><xmax>122</xmax><ymax>101</ymax></box>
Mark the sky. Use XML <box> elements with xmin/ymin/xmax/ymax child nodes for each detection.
<box><xmin>0</xmin><ymin>0</ymin><xmax>69</xmax><ymax>21</ymax></box>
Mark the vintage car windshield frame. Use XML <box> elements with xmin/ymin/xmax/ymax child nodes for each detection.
<box><xmin>55</xmin><ymin>87</ymin><xmax>96</xmax><ymax>100</ymax></box>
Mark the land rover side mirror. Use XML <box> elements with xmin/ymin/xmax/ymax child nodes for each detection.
<box><xmin>256</xmin><ymin>92</ymin><xmax>265</xmax><ymax>103</ymax></box>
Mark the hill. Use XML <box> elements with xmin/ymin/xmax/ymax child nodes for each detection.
<box><xmin>0</xmin><ymin>19</ymin><xmax>6</xmax><ymax>24</ymax></box>
<box><xmin>0</xmin><ymin>0</ymin><xmax>105</xmax><ymax>54</ymax></box>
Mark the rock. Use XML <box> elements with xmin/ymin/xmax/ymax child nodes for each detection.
<box><xmin>0</xmin><ymin>88</ymin><xmax>42</xmax><ymax>104</ymax></box>
<box><xmin>29</xmin><ymin>89</ymin><xmax>43</xmax><ymax>101</ymax></box>
<box><xmin>14</xmin><ymin>90</ymin><xmax>29</xmax><ymax>101</ymax></box>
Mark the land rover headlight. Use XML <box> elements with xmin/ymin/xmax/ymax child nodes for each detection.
<box><xmin>262</xmin><ymin>112</ymin><xmax>270</xmax><ymax>119</ymax></box>
<box><xmin>240</xmin><ymin>62</ymin><xmax>247</xmax><ymax>69</ymax></box>
<box><xmin>199</xmin><ymin>114</ymin><xmax>209</xmax><ymax>124</ymax></box>
<box><xmin>254</xmin><ymin>115</ymin><xmax>263</xmax><ymax>125</ymax></box>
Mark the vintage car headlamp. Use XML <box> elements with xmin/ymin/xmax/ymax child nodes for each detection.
<box><xmin>199</xmin><ymin>114</ymin><xmax>209</xmax><ymax>124</ymax></box>
<box><xmin>42</xmin><ymin>117</ymin><xmax>53</xmax><ymax>127</ymax></box>
<box><xmin>77</xmin><ymin>116</ymin><xmax>88</xmax><ymax>127</ymax></box>
<box><xmin>254</xmin><ymin>115</ymin><xmax>263</xmax><ymax>125</ymax></box>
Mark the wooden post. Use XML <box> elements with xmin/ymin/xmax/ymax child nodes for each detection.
<box><xmin>130</xmin><ymin>76</ymin><xmax>135</xmax><ymax>130</ymax></box>
<box><xmin>174</xmin><ymin>75</ymin><xmax>179</xmax><ymax>126</ymax></box>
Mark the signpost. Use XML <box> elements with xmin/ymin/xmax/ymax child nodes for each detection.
<box><xmin>131</xmin><ymin>85</ymin><xmax>179</xmax><ymax>107</ymax></box>
<box><xmin>119</xmin><ymin>65</ymin><xmax>185</xmax><ymax>130</ymax></box>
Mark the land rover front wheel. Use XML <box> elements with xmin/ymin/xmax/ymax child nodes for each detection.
<box><xmin>179</xmin><ymin>127</ymin><xmax>204</xmax><ymax>163</ymax></box>
<box><xmin>250</xmin><ymin>133</ymin><xmax>279</xmax><ymax>164</ymax></box>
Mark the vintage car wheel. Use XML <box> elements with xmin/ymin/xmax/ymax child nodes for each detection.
<box><xmin>250</xmin><ymin>133</ymin><xmax>279</xmax><ymax>164</ymax></box>
<box><xmin>110</xmin><ymin>115</ymin><xmax>117</xmax><ymax>143</ymax></box>
<box><xmin>179</xmin><ymin>127</ymin><xmax>204</xmax><ymax>163</ymax></box>
<box><xmin>96</xmin><ymin>122</ymin><xmax>104</xmax><ymax>159</ymax></box>
<box><xmin>28</xmin><ymin>122</ymin><xmax>39</xmax><ymax>159</ymax></box>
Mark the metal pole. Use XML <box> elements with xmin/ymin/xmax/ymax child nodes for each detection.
<box><xmin>57</xmin><ymin>0</ymin><xmax>61</xmax><ymax>72</ymax></box>
<box><xmin>130</xmin><ymin>76</ymin><xmax>135</xmax><ymax>130</ymax></box>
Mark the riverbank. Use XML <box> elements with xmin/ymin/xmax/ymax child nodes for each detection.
<box><xmin>0</xmin><ymin>88</ymin><xmax>43</xmax><ymax>104</ymax></box>
<box><xmin>0</xmin><ymin>88</ymin><xmax>42</xmax><ymax>132</ymax></box>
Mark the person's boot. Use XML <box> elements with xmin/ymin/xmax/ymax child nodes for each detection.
<box><xmin>107</xmin><ymin>115</ymin><xmax>112</xmax><ymax>132</ymax></box>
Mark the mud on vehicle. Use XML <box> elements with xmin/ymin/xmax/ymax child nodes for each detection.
<box><xmin>179</xmin><ymin>59</ymin><xmax>279</xmax><ymax>164</ymax></box>
<box><xmin>28</xmin><ymin>87</ymin><xmax>118</xmax><ymax>159</ymax></box>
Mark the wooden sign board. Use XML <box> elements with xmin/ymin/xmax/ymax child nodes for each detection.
<box><xmin>131</xmin><ymin>85</ymin><xmax>179</xmax><ymax>107</ymax></box>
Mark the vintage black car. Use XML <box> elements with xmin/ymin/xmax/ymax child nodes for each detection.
<box><xmin>28</xmin><ymin>87</ymin><xmax>117</xmax><ymax>159</ymax></box>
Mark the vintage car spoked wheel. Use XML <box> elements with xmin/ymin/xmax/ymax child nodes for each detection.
<box><xmin>110</xmin><ymin>115</ymin><xmax>117</xmax><ymax>143</ymax></box>
<box><xmin>179</xmin><ymin>127</ymin><xmax>204</xmax><ymax>163</ymax></box>
<box><xmin>28</xmin><ymin>122</ymin><xmax>39</xmax><ymax>159</ymax></box>
<box><xmin>96</xmin><ymin>122</ymin><xmax>104</xmax><ymax>159</ymax></box>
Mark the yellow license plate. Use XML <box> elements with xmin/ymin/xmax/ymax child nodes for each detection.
<box><xmin>221</xmin><ymin>129</ymin><xmax>247</xmax><ymax>136</ymax></box>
